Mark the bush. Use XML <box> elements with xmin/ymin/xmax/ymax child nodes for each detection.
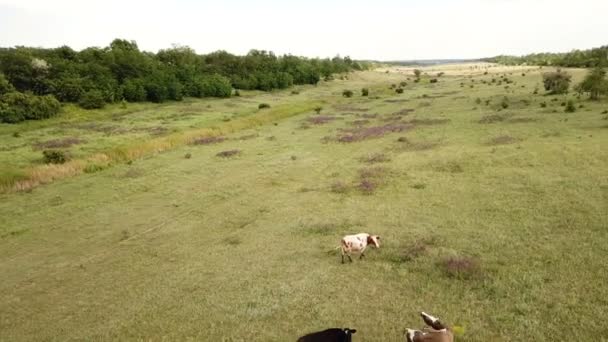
<box><xmin>399</xmin><ymin>81</ymin><xmax>407</xmax><ymax>87</ymax></box>
<box><xmin>258</xmin><ymin>103</ymin><xmax>271</xmax><ymax>109</ymax></box>
<box><xmin>429</xmin><ymin>78</ymin><xmax>438</xmax><ymax>83</ymax></box>
<box><xmin>542</xmin><ymin>69</ymin><xmax>571</xmax><ymax>94</ymax></box>
<box><xmin>234</xmin><ymin>89</ymin><xmax>240</xmax><ymax>96</ymax></box>
<box><xmin>78</xmin><ymin>90</ymin><xmax>106</xmax><ymax>109</ymax></box>
<box><xmin>395</xmin><ymin>88</ymin><xmax>403</xmax><ymax>94</ymax></box>
<box><xmin>575</xmin><ymin>67</ymin><xmax>608</xmax><ymax>100</ymax></box>
<box><xmin>342</xmin><ymin>90</ymin><xmax>353</xmax><ymax>98</ymax></box>
<box><xmin>195</xmin><ymin>74</ymin><xmax>232</xmax><ymax>98</ymax></box>
<box><xmin>500</xmin><ymin>96</ymin><xmax>509</xmax><ymax>109</ymax></box>
<box><xmin>413</xmin><ymin>69</ymin><xmax>421</xmax><ymax>78</ymax></box>
<box><xmin>42</xmin><ymin>150</ymin><xmax>68</xmax><ymax>164</ymax></box>
<box><xmin>361</xmin><ymin>88</ymin><xmax>369</xmax><ymax>96</ymax></box>
<box><xmin>122</xmin><ymin>79</ymin><xmax>147</xmax><ymax>102</ymax></box>
<box><xmin>565</xmin><ymin>100</ymin><xmax>576</xmax><ymax>113</ymax></box>
<box><xmin>314</xmin><ymin>106</ymin><xmax>322</xmax><ymax>114</ymax></box>
<box><xmin>0</xmin><ymin>73</ymin><xmax>15</xmax><ymax>95</ymax></box>
<box><xmin>540</xmin><ymin>102</ymin><xmax>547</xmax><ymax>108</ymax></box>
<box><xmin>0</xmin><ymin>92</ymin><xmax>61</xmax><ymax>123</ymax></box>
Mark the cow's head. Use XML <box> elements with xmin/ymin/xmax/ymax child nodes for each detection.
<box><xmin>367</xmin><ymin>235</ymin><xmax>381</xmax><ymax>248</ymax></box>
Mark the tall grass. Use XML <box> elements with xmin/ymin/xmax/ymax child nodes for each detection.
<box><xmin>2</xmin><ymin>101</ymin><xmax>321</xmax><ymax>192</ymax></box>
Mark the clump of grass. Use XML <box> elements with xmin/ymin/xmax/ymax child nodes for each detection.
<box><xmin>395</xmin><ymin>88</ymin><xmax>404</xmax><ymax>94</ymax></box>
<box><xmin>397</xmin><ymin>137</ymin><xmax>439</xmax><ymax>151</ymax></box>
<box><xmin>34</xmin><ymin>137</ymin><xmax>86</xmax><ymax>150</ymax></box>
<box><xmin>237</xmin><ymin>133</ymin><xmax>258</xmax><ymax>140</ymax></box>
<box><xmin>42</xmin><ymin>150</ymin><xmax>69</xmax><ymax>164</ymax></box>
<box><xmin>184</xmin><ymin>153</ymin><xmax>192</xmax><ymax>159</ymax></box>
<box><xmin>408</xmin><ymin>118</ymin><xmax>450</xmax><ymax>125</ymax></box>
<box><xmin>393</xmin><ymin>108</ymin><xmax>415</xmax><ymax>116</ymax></box>
<box><xmin>478</xmin><ymin>113</ymin><xmax>511</xmax><ymax>124</ymax></box>
<box><xmin>411</xmin><ymin>183</ymin><xmax>426</xmax><ymax>189</ymax></box>
<box><xmin>192</xmin><ymin>136</ymin><xmax>225</xmax><ymax>145</ymax></box>
<box><xmin>307</xmin><ymin>115</ymin><xmax>336</xmax><ymax>125</ymax></box>
<box><xmin>487</xmin><ymin>135</ymin><xmax>520</xmax><ymax>145</ymax></box>
<box><xmin>351</xmin><ymin>119</ymin><xmax>370</xmax><ymax>126</ymax></box>
<box><xmin>336</xmin><ymin>123</ymin><xmax>413</xmax><ymax>143</ymax></box>
<box><xmin>291</xmin><ymin>90</ymin><xmax>300</xmax><ymax>95</ymax></box>
<box><xmin>342</xmin><ymin>90</ymin><xmax>353</xmax><ymax>98</ymax></box>
<box><xmin>216</xmin><ymin>149</ymin><xmax>241</xmax><ymax>158</ymax></box>
<box><xmin>357</xmin><ymin>166</ymin><xmax>387</xmax><ymax>195</ymax></box>
<box><xmin>258</xmin><ymin>103</ymin><xmax>271</xmax><ymax>109</ymax></box>
<box><xmin>440</xmin><ymin>256</ymin><xmax>482</xmax><ymax>280</ymax></box>
<box><xmin>12</xmin><ymin>132</ymin><xmax>21</xmax><ymax>138</ymax></box>
<box><xmin>330</xmin><ymin>181</ymin><xmax>350</xmax><ymax>194</ymax></box>
<box><xmin>360</xmin><ymin>152</ymin><xmax>391</xmax><ymax>164</ymax></box>
<box><xmin>314</xmin><ymin>106</ymin><xmax>323</xmax><ymax>114</ymax></box>
<box><xmin>601</xmin><ymin>110</ymin><xmax>608</xmax><ymax>114</ymax></box>
<box><xmin>432</xmin><ymin>160</ymin><xmax>463</xmax><ymax>173</ymax></box>
<box><xmin>389</xmin><ymin>236</ymin><xmax>438</xmax><ymax>263</ymax></box>
<box><xmin>122</xmin><ymin>168</ymin><xmax>144</xmax><ymax>178</ymax></box>
<box><xmin>565</xmin><ymin>100</ymin><xmax>576</xmax><ymax>113</ymax></box>
<box><xmin>224</xmin><ymin>236</ymin><xmax>242</xmax><ymax>246</ymax></box>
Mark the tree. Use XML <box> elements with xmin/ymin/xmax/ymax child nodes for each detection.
<box><xmin>542</xmin><ymin>69</ymin><xmax>571</xmax><ymax>94</ymax></box>
<box><xmin>413</xmin><ymin>69</ymin><xmax>422</xmax><ymax>78</ymax></box>
<box><xmin>0</xmin><ymin>73</ymin><xmax>14</xmax><ymax>95</ymax></box>
<box><xmin>575</xmin><ymin>67</ymin><xmax>608</xmax><ymax>100</ymax></box>
<box><xmin>79</xmin><ymin>90</ymin><xmax>106</xmax><ymax>109</ymax></box>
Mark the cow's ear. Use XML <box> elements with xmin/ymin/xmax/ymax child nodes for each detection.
<box><xmin>349</xmin><ymin>329</ymin><xmax>357</xmax><ymax>334</ymax></box>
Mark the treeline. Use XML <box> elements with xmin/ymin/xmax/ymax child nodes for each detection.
<box><xmin>0</xmin><ymin>39</ymin><xmax>368</xmax><ymax>123</ymax></box>
<box><xmin>485</xmin><ymin>45</ymin><xmax>608</xmax><ymax>68</ymax></box>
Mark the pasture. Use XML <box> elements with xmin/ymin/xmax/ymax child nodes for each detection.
<box><xmin>1</xmin><ymin>64</ymin><xmax>607</xmax><ymax>341</ymax></box>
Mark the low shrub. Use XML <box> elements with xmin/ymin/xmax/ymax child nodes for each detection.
<box><xmin>429</xmin><ymin>78</ymin><xmax>438</xmax><ymax>83</ymax></box>
<box><xmin>78</xmin><ymin>90</ymin><xmax>106</xmax><ymax>109</ymax></box>
<box><xmin>258</xmin><ymin>103</ymin><xmax>271</xmax><ymax>109</ymax></box>
<box><xmin>361</xmin><ymin>88</ymin><xmax>369</xmax><ymax>96</ymax></box>
<box><xmin>342</xmin><ymin>90</ymin><xmax>353</xmax><ymax>98</ymax></box>
<box><xmin>565</xmin><ymin>100</ymin><xmax>576</xmax><ymax>113</ymax></box>
<box><xmin>314</xmin><ymin>106</ymin><xmax>323</xmax><ymax>114</ymax></box>
<box><xmin>42</xmin><ymin>150</ymin><xmax>68</xmax><ymax>164</ymax></box>
<box><xmin>395</xmin><ymin>88</ymin><xmax>404</xmax><ymax>94</ymax></box>
<box><xmin>216</xmin><ymin>149</ymin><xmax>241</xmax><ymax>158</ymax></box>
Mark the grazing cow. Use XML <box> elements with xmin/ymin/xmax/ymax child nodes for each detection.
<box><xmin>405</xmin><ymin>312</ymin><xmax>454</xmax><ymax>342</ymax></box>
<box><xmin>340</xmin><ymin>233</ymin><xmax>381</xmax><ymax>263</ymax></box>
<box><xmin>297</xmin><ymin>328</ymin><xmax>357</xmax><ymax>342</ymax></box>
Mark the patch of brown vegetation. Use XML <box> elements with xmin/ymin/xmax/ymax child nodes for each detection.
<box><xmin>487</xmin><ymin>135</ymin><xmax>520</xmax><ymax>145</ymax></box>
<box><xmin>397</xmin><ymin>137</ymin><xmax>440</xmax><ymax>151</ymax></box>
<box><xmin>330</xmin><ymin>181</ymin><xmax>350</xmax><ymax>194</ymax></box>
<box><xmin>408</xmin><ymin>118</ymin><xmax>450</xmax><ymax>125</ymax></box>
<box><xmin>307</xmin><ymin>115</ymin><xmax>336</xmax><ymax>125</ymax></box>
<box><xmin>336</xmin><ymin>123</ymin><xmax>413</xmax><ymax>143</ymax></box>
<box><xmin>350</xmin><ymin>119</ymin><xmax>370</xmax><ymax>126</ymax></box>
<box><xmin>507</xmin><ymin>117</ymin><xmax>540</xmax><ymax>123</ymax></box>
<box><xmin>357</xmin><ymin>167</ymin><xmax>387</xmax><ymax>195</ymax></box>
<box><xmin>359</xmin><ymin>153</ymin><xmax>391</xmax><ymax>164</ymax></box>
<box><xmin>384</xmin><ymin>99</ymin><xmax>409</xmax><ymax>103</ymax></box>
<box><xmin>392</xmin><ymin>236</ymin><xmax>439</xmax><ymax>263</ymax></box>
<box><xmin>358</xmin><ymin>113</ymin><xmax>378</xmax><ymax>119</ymax></box>
<box><xmin>216</xmin><ymin>149</ymin><xmax>241</xmax><ymax>158</ymax></box>
<box><xmin>440</xmin><ymin>256</ymin><xmax>482</xmax><ymax>279</ymax></box>
<box><xmin>393</xmin><ymin>108</ymin><xmax>415</xmax><ymax>116</ymax></box>
<box><xmin>333</xmin><ymin>105</ymin><xmax>369</xmax><ymax>112</ymax></box>
<box><xmin>236</xmin><ymin>133</ymin><xmax>258</xmax><ymax>140</ymax></box>
<box><xmin>34</xmin><ymin>137</ymin><xmax>86</xmax><ymax>150</ymax></box>
<box><xmin>192</xmin><ymin>136</ymin><xmax>225</xmax><ymax>145</ymax></box>
<box><xmin>478</xmin><ymin>113</ymin><xmax>512</xmax><ymax>124</ymax></box>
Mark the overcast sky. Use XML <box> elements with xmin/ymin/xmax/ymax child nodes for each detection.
<box><xmin>0</xmin><ymin>0</ymin><xmax>606</xmax><ymax>60</ymax></box>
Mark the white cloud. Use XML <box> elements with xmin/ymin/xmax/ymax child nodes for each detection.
<box><xmin>0</xmin><ymin>0</ymin><xmax>606</xmax><ymax>60</ymax></box>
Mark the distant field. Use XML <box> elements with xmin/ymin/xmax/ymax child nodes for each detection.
<box><xmin>1</xmin><ymin>64</ymin><xmax>607</xmax><ymax>341</ymax></box>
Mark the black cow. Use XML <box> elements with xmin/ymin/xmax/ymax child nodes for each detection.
<box><xmin>297</xmin><ymin>328</ymin><xmax>357</xmax><ymax>342</ymax></box>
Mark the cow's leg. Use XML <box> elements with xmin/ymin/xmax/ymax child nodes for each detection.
<box><xmin>359</xmin><ymin>246</ymin><xmax>367</xmax><ymax>259</ymax></box>
<box><xmin>348</xmin><ymin>254</ymin><xmax>353</xmax><ymax>263</ymax></box>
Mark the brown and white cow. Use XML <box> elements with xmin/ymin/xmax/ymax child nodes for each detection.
<box><xmin>340</xmin><ymin>233</ymin><xmax>380</xmax><ymax>263</ymax></box>
<box><xmin>405</xmin><ymin>312</ymin><xmax>454</xmax><ymax>342</ymax></box>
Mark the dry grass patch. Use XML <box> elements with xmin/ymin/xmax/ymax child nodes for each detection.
<box><xmin>359</xmin><ymin>152</ymin><xmax>391</xmax><ymax>164</ymax></box>
<box><xmin>387</xmin><ymin>236</ymin><xmax>439</xmax><ymax>263</ymax></box>
<box><xmin>192</xmin><ymin>136</ymin><xmax>225</xmax><ymax>145</ymax></box>
<box><xmin>33</xmin><ymin>137</ymin><xmax>86</xmax><ymax>150</ymax></box>
<box><xmin>487</xmin><ymin>135</ymin><xmax>521</xmax><ymax>145</ymax></box>
<box><xmin>408</xmin><ymin>118</ymin><xmax>450</xmax><ymax>125</ymax></box>
<box><xmin>216</xmin><ymin>149</ymin><xmax>241</xmax><ymax>158</ymax></box>
<box><xmin>336</xmin><ymin>123</ymin><xmax>413</xmax><ymax>143</ymax></box>
<box><xmin>440</xmin><ymin>255</ymin><xmax>483</xmax><ymax>280</ymax></box>
<box><xmin>306</xmin><ymin>115</ymin><xmax>336</xmax><ymax>125</ymax></box>
<box><xmin>396</xmin><ymin>137</ymin><xmax>440</xmax><ymax>151</ymax></box>
<box><xmin>478</xmin><ymin>113</ymin><xmax>512</xmax><ymax>124</ymax></box>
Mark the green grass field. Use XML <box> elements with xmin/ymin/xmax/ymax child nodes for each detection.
<box><xmin>1</xmin><ymin>64</ymin><xmax>607</xmax><ymax>341</ymax></box>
